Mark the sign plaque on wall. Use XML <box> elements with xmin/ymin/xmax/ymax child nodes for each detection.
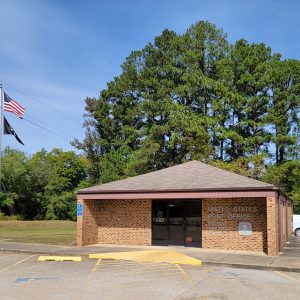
<box><xmin>238</xmin><ymin>222</ymin><xmax>252</xmax><ymax>236</ymax></box>
<box><xmin>77</xmin><ymin>203</ymin><xmax>83</xmax><ymax>217</ymax></box>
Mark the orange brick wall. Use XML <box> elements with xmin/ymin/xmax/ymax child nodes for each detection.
<box><xmin>281</xmin><ymin>199</ymin><xmax>287</xmax><ymax>249</ymax></box>
<box><xmin>77</xmin><ymin>199</ymin><xmax>152</xmax><ymax>246</ymax></box>
<box><xmin>287</xmin><ymin>202</ymin><xmax>293</xmax><ymax>238</ymax></box>
<box><xmin>77</xmin><ymin>196</ymin><xmax>286</xmax><ymax>256</ymax></box>
<box><xmin>96</xmin><ymin>199</ymin><xmax>152</xmax><ymax>245</ymax></box>
<box><xmin>202</xmin><ymin>198</ymin><xmax>268</xmax><ymax>253</ymax></box>
<box><xmin>278</xmin><ymin>195</ymin><xmax>293</xmax><ymax>252</ymax></box>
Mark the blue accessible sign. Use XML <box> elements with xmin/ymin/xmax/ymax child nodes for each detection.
<box><xmin>77</xmin><ymin>203</ymin><xmax>83</xmax><ymax>217</ymax></box>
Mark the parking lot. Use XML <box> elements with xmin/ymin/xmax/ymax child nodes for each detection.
<box><xmin>0</xmin><ymin>252</ymin><xmax>300</xmax><ymax>300</ymax></box>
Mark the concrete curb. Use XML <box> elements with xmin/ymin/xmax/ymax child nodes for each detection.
<box><xmin>1</xmin><ymin>247</ymin><xmax>300</xmax><ymax>273</ymax></box>
<box><xmin>202</xmin><ymin>261</ymin><xmax>271</xmax><ymax>271</ymax></box>
<box><xmin>269</xmin><ymin>266</ymin><xmax>300</xmax><ymax>273</ymax></box>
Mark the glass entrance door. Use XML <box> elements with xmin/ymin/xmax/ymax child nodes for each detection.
<box><xmin>152</xmin><ymin>201</ymin><xmax>168</xmax><ymax>245</ymax></box>
<box><xmin>168</xmin><ymin>201</ymin><xmax>185</xmax><ymax>245</ymax></box>
<box><xmin>152</xmin><ymin>200</ymin><xmax>202</xmax><ymax>247</ymax></box>
<box><xmin>185</xmin><ymin>201</ymin><xmax>201</xmax><ymax>247</ymax></box>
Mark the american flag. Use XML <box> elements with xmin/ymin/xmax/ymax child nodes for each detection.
<box><xmin>3</xmin><ymin>92</ymin><xmax>25</xmax><ymax>118</ymax></box>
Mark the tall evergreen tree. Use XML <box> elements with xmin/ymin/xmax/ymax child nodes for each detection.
<box><xmin>74</xmin><ymin>20</ymin><xmax>300</xmax><ymax>211</ymax></box>
<box><xmin>266</xmin><ymin>58</ymin><xmax>300</xmax><ymax>163</ymax></box>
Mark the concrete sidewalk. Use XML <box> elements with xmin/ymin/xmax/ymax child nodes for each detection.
<box><xmin>0</xmin><ymin>238</ymin><xmax>299</xmax><ymax>273</ymax></box>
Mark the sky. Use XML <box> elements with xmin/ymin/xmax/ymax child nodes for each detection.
<box><xmin>1</xmin><ymin>0</ymin><xmax>300</xmax><ymax>155</ymax></box>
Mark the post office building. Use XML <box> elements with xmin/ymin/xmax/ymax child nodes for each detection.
<box><xmin>77</xmin><ymin>161</ymin><xmax>293</xmax><ymax>256</ymax></box>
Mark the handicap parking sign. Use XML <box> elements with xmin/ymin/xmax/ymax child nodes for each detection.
<box><xmin>77</xmin><ymin>203</ymin><xmax>83</xmax><ymax>217</ymax></box>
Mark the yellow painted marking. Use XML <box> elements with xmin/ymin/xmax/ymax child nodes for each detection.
<box><xmin>0</xmin><ymin>255</ymin><xmax>35</xmax><ymax>273</ymax></box>
<box><xmin>37</xmin><ymin>256</ymin><xmax>82</xmax><ymax>262</ymax></box>
<box><xmin>74</xmin><ymin>259</ymin><xmax>99</xmax><ymax>299</ymax></box>
<box><xmin>96</xmin><ymin>260</ymin><xmax>182</xmax><ymax>277</ymax></box>
<box><xmin>169</xmin><ymin>260</ymin><xmax>201</xmax><ymax>266</ymax></box>
<box><xmin>98</xmin><ymin>261</ymin><xmax>175</xmax><ymax>266</ymax></box>
<box><xmin>97</xmin><ymin>265</ymin><xmax>178</xmax><ymax>271</ymax></box>
<box><xmin>175</xmin><ymin>264</ymin><xmax>193</xmax><ymax>283</ymax></box>
<box><xmin>275</xmin><ymin>271</ymin><xmax>300</xmax><ymax>285</ymax></box>
<box><xmin>91</xmin><ymin>259</ymin><xmax>102</xmax><ymax>273</ymax></box>
<box><xmin>95</xmin><ymin>261</ymin><xmax>169</xmax><ymax>266</ymax></box>
<box><xmin>111</xmin><ymin>270</ymin><xmax>183</xmax><ymax>277</ymax></box>
<box><xmin>97</xmin><ymin>267</ymin><xmax>181</xmax><ymax>274</ymax></box>
<box><xmin>174</xmin><ymin>264</ymin><xmax>204</xmax><ymax>297</ymax></box>
<box><xmin>89</xmin><ymin>250</ymin><xmax>202</xmax><ymax>266</ymax></box>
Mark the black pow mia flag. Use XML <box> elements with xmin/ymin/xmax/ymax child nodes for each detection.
<box><xmin>3</xmin><ymin>117</ymin><xmax>24</xmax><ymax>145</ymax></box>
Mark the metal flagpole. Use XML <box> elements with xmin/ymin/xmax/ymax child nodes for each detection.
<box><xmin>0</xmin><ymin>83</ymin><xmax>3</xmax><ymax>191</ymax></box>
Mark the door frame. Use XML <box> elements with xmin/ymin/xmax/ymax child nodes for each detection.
<box><xmin>152</xmin><ymin>199</ymin><xmax>202</xmax><ymax>247</ymax></box>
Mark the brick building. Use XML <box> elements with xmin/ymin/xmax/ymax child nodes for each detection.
<box><xmin>77</xmin><ymin>161</ymin><xmax>293</xmax><ymax>256</ymax></box>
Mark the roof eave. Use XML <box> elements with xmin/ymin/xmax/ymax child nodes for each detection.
<box><xmin>77</xmin><ymin>185</ymin><xmax>279</xmax><ymax>195</ymax></box>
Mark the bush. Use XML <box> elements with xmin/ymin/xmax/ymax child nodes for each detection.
<box><xmin>0</xmin><ymin>212</ymin><xmax>23</xmax><ymax>220</ymax></box>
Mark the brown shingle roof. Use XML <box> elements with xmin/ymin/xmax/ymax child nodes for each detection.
<box><xmin>78</xmin><ymin>161</ymin><xmax>277</xmax><ymax>194</ymax></box>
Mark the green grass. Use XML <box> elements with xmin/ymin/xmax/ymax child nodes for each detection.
<box><xmin>0</xmin><ymin>220</ymin><xmax>77</xmax><ymax>246</ymax></box>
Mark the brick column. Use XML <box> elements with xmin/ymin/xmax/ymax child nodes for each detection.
<box><xmin>266</xmin><ymin>197</ymin><xmax>278</xmax><ymax>256</ymax></box>
<box><xmin>76</xmin><ymin>199</ymin><xmax>98</xmax><ymax>246</ymax></box>
<box><xmin>287</xmin><ymin>202</ymin><xmax>292</xmax><ymax>239</ymax></box>
<box><xmin>76</xmin><ymin>199</ymin><xmax>83</xmax><ymax>246</ymax></box>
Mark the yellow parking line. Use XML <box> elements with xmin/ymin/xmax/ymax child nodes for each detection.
<box><xmin>97</xmin><ymin>264</ymin><xmax>177</xmax><ymax>270</ymax></box>
<box><xmin>95</xmin><ymin>260</ymin><xmax>183</xmax><ymax>277</ymax></box>
<box><xmin>97</xmin><ymin>259</ymin><xmax>171</xmax><ymax>268</ymax></box>
<box><xmin>74</xmin><ymin>259</ymin><xmax>100</xmax><ymax>299</ymax></box>
<box><xmin>109</xmin><ymin>270</ymin><xmax>183</xmax><ymax>276</ymax></box>
<box><xmin>98</xmin><ymin>268</ymin><xmax>180</xmax><ymax>274</ymax></box>
<box><xmin>92</xmin><ymin>259</ymin><xmax>101</xmax><ymax>273</ymax></box>
<box><xmin>174</xmin><ymin>264</ymin><xmax>205</xmax><ymax>299</ymax></box>
<box><xmin>175</xmin><ymin>264</ymin><xmax>193</xmax><ymax>284</ymax></box>
<box><xmin>275</xmin><ymin>271</ymin><xmax>300</xmax><ymax>285</ymax></box>
<box><xmin>0</xmin><ymin>254</ymin><xmax>35</xmax><ymax>273</ymax></box>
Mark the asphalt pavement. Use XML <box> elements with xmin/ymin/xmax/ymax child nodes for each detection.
<box><xmin>1</xmin><ymin>252</ymin><xmax>300</xmax><ymax>300</ymax></box>
<box><xmin>0</xmin><ymin>236</ymin><xmax>299</xmax><ymax>273</ymax></box>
